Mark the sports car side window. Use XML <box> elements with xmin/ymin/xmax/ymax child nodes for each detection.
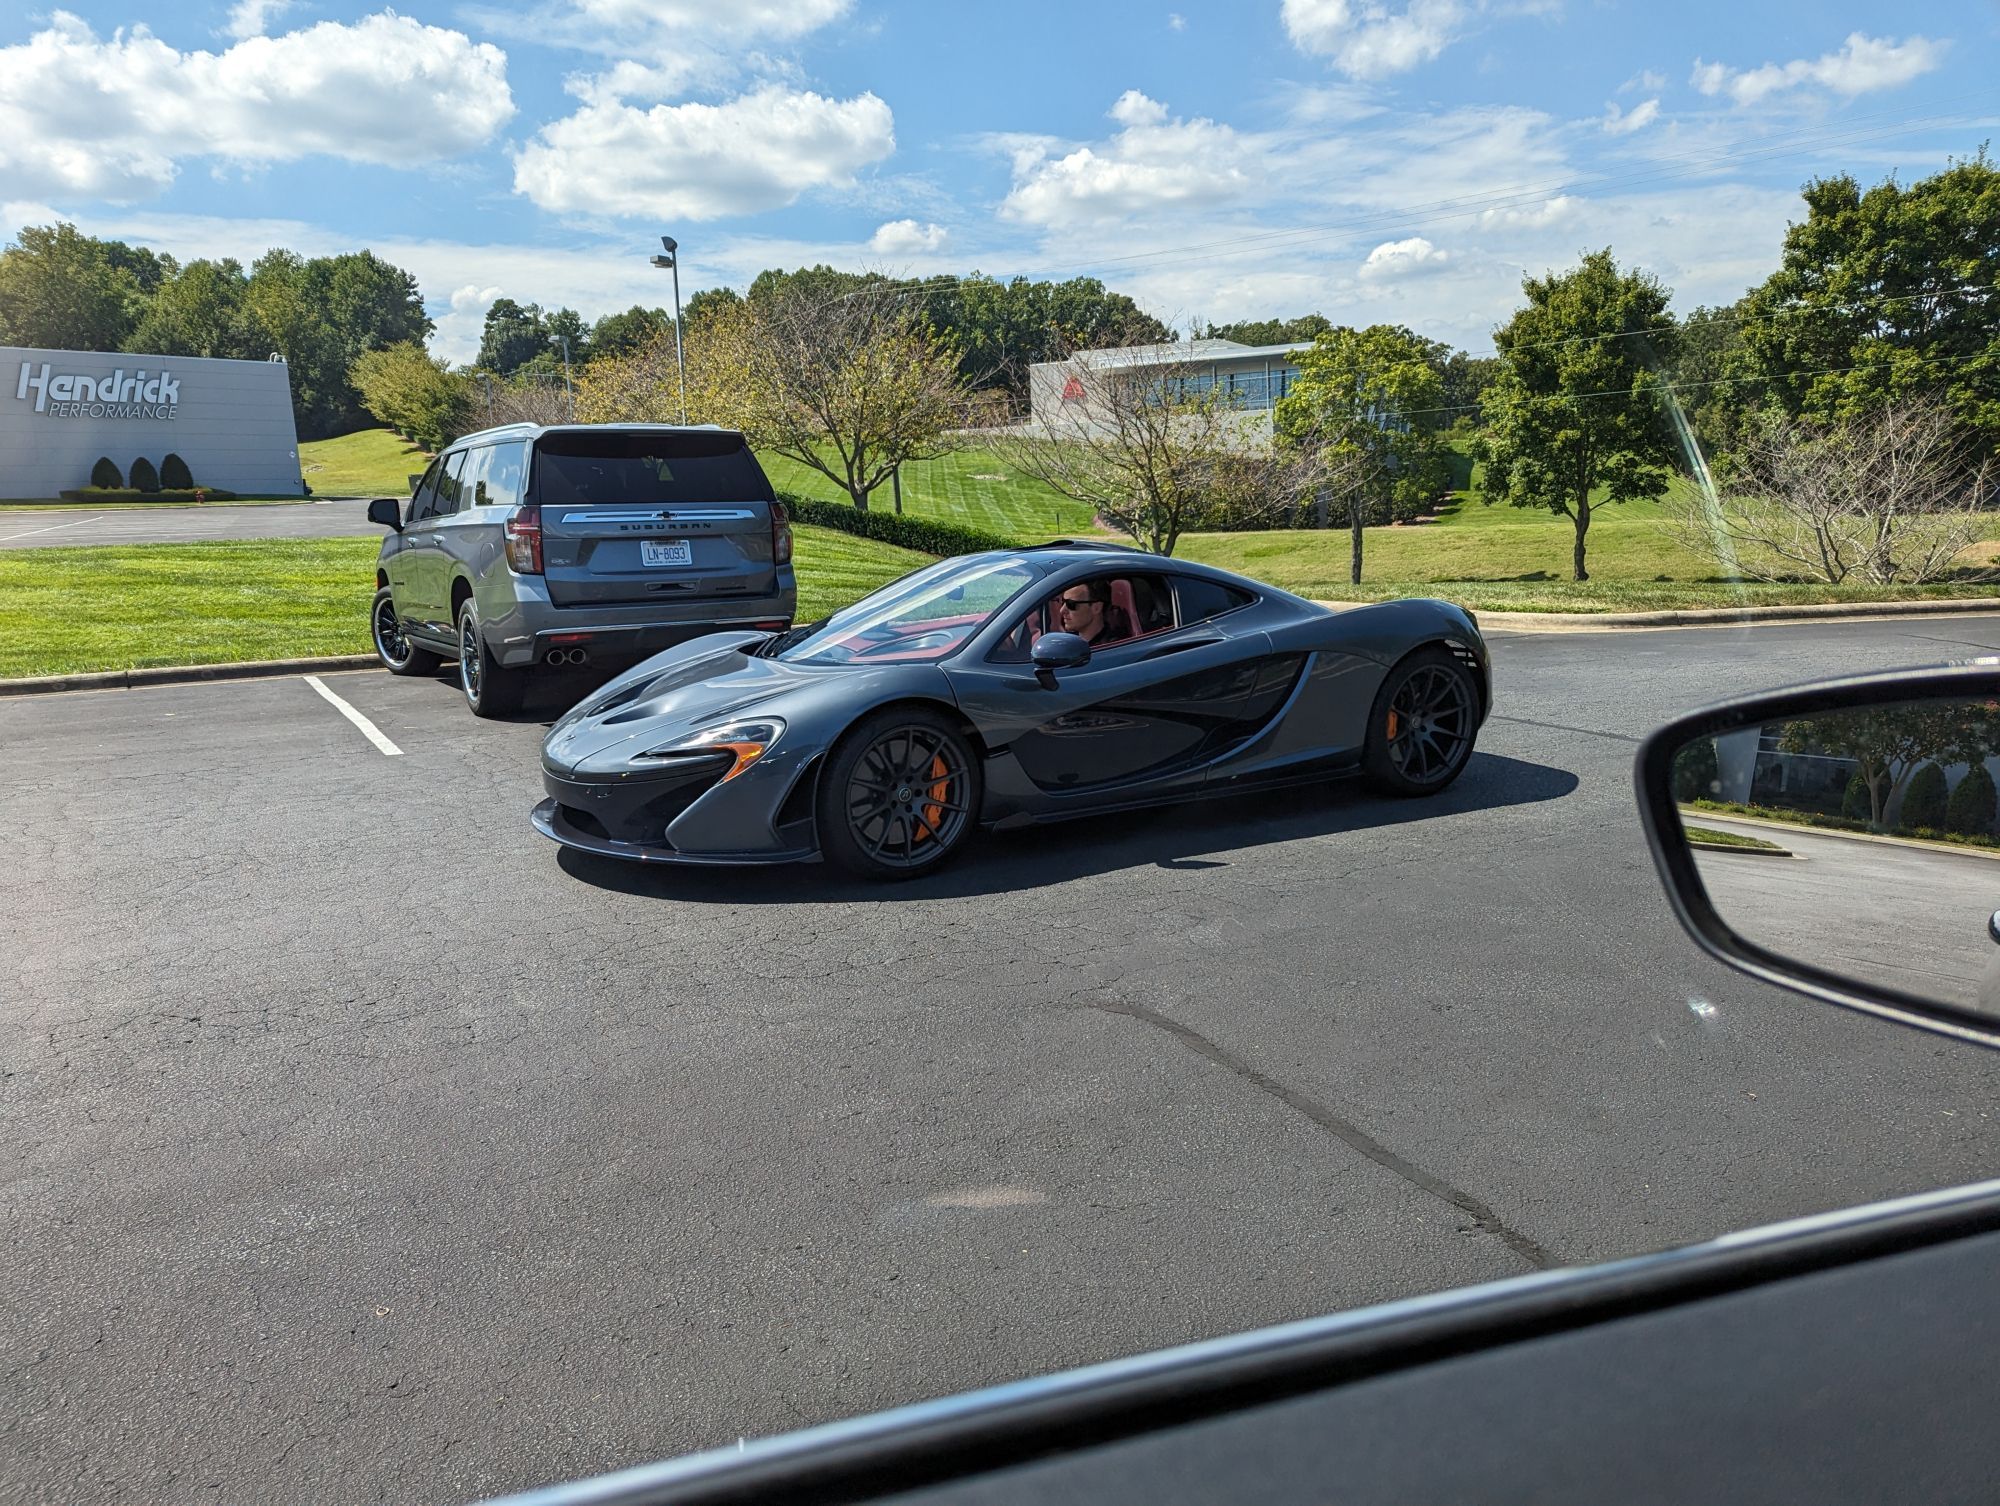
<box><xmin>1175</xmin><ymin>577</ymin><xmax>1255</xmax><ymax>626</ymax></box>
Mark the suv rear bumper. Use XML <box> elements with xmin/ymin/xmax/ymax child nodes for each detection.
<box><xmin>483</xmin><ymin>573</ymin><xmax>798</xmax><ymax>667</ymax></box>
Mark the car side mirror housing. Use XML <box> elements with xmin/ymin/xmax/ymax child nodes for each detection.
<box><xmin>1636</xmin><ymin>660</ymin><xmax>2000</xmax><ymax>1050</ymax></box>
<box><xmin>367</xmin><ymin>497</ymin><xmax>404</xmax><ymax>532</ymax></box>
<box><xmin>1032</xmin><ymin>632</ymin><xmax>1092</xmax><ymax>672</ymax></box>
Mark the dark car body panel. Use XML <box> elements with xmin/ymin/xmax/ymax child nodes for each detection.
<box><xmin>534</xmin><ymin>546</ymin><xmax>1490</xmax><ymax>865</ymax></box>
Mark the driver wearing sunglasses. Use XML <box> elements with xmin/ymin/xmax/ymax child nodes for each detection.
<box><xmin>1052</xmin><ymin>580</ymin><xmax>1128</xmax><ymax>647</ymax></box>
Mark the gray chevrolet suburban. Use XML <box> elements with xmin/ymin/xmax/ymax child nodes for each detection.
<box><xmin>366</xmin><ymin>423</ymin><xmax>797</xmax><ymax>716</ymax></box>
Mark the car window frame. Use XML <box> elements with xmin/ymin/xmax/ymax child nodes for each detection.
<box><xmin>408</xmin><ymin>457</ymin><xmax>446</xmax><ymax>523</ymax></box>
<box><xmin>1172</xmin><ymin>574</ymin><xmax>1259</xmax><ymax>629</ymax></box>
<box><xmin>431</xmin><ymin>449</ymin><xmax>470</xmax><ymax>519</ymax></box>
<box><xmin>478</xmin><ymin>439</ymin><xmax>528</xmax><ymax>511</ymax></box>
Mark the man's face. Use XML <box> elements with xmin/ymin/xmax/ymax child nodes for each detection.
<box><xmin>1055</xmin><ymin>589</ymin><xmax>1103</xmax><ymax>635</ymax></box>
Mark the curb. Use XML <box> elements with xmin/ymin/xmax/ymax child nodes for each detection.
<box><xmin>0</xmin><ymin>655</ymin><xmax>380</xmax><ymax>698</ymax></box>
<box><xmin>1678</xmin><ymin>808</ymin><xmax>2000</xmax><ymax>864</ymax></box>
<box><xmin>1312</xmin><ymin>597</ymin><xmax>2000</xmax><ymax>631</ymax></box>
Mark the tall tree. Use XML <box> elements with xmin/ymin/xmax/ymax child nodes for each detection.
<box><xmin>246</xmin><ymin>248</ymin><xmax>431</xmax><ymax>437</ymax></box>
<box><xmin>1198</xmin><ymin>314</ymin><xmax>1333</xmax><ymax>346</ymax></box>
<box><xmin>350</xmin><ymin>342</ymin><xmax>474</xmax><ymax>452</ymax></box>
<box><xmin>1275</xmin><ymin>324</ymin><xmax>1451</xmax><ymax>584</ymax></box>
<box><xmin>590</xmin><ymin>305</ymin><xmax>671</xmax><ymax>361</ymax></box>
<box><xmin>693</xmin><ymin>279</ymin><xmax>971</xmax><ymax>510</ymax></box>
<box><xmin>0</xmin><ymin>223</ymin><xmax>149</xmax><ymax>350</ymax></box>
<box><xmin>127</xmin><ymin>258</ymin><xmax>262</xmax><ymax>359</ymax></box>
<box><xmin>1481</xmin><ymin>249</ymin><xmax>1680</xmax><ymax>581</ymax></box>
<box><xmin>477</xmin><ymin>298</ymin><xmax>548</xmax><ymax>376</ymax></box>
<box><xmin>1732</xmin><ymin>153</ymin><xmax>2000</xmax><ymax>453</ymax></box>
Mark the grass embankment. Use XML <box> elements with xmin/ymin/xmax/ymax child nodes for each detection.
<box><xmin>1683</xmin><ymin>824</ymin><xmax>1786</xmax><ymax>852</ymax></box>
<box><xmin>758</xmin><ymin>446</ymin><xmax>1102</xmax><ymax>541</ymax></box>
<box><xmin>0</xmin><ymin>526</ymin><xmax>926</xmax><ymax>679</ymax></box>
<box><xmin>298</xmin><ymin>429</ymin><xmax>433</xmax><ymax>496</ymax></box>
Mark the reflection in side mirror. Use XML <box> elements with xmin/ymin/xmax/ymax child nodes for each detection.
<box><xmin>366</xmin><ymin>497</ymin><xmax>404</xmax><ymax>531</ymax></box>
<box><xmin>1639</xmin><ymin>666</ymin><xmax>2000</xmax><ymax>1048</ymax></box>
<box><xmin>1031</xmin><ymin>632</ymin><xmax>1092</xmax><ymax>671</ymax></box>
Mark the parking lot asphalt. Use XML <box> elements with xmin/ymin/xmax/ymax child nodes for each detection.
<box><xmin>0</xmin><ymin>500</ymin><xmax>380</xmax><ymax>549</ymax></box>
<box><xmin>7</xmin><ymin>614</ymin><xmax>2000</xmax><ymax>1503</ymax></box>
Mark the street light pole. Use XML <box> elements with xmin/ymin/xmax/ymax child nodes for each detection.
<box><xmin>550</xmin><ymin>334</ymin><xmax>574</xmax><ymax>420</ymax></box>
<box><xmin>650</xmin><ymin>235</ymin><xmax>688</xmax><ymax>425</ymax></box>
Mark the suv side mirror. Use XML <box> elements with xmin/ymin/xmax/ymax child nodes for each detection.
<box><xmin>367</xmin><ymin>497</ymin><xmax>403</xmax><ymax>532</ymax></box>
<box><xmin>1637</xmin><ymin>661</ymin><xmax>2000</xmax><ymax>1050</ymax></box>
<box><xmin>1031</xmin><ymin>631</ymin><xmax>1092</xmax><ymax>672</ymax></box>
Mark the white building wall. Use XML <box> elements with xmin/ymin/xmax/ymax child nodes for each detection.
<box><xmin>1</xmin><ymin>346</ymin><xmax>302</xmax><ymax>499</ymax></box>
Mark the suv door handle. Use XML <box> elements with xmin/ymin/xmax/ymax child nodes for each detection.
<box><xmin>1144</xmin><ymin>634</ymin><xmax>1224</xmax><ymax>660</ymax></box>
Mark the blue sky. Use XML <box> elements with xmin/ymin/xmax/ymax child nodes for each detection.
<box><xmin>2</xmin><ymin>0</ymin><xmax>1992</xmax><ymax>361</ymax></box>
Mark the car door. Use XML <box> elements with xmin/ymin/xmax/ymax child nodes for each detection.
<box><xmin>387</xmin><ymin>457</ymin><xmax>444</xmax><ymax>637</ymax></box>
<box><xmin>404</xmin><ymin>450</ymin><xmax>467</xmax><ymax>636</ymax></box>
<box><xmin>945</xmin><ymin>571</ymin><xmax>1280</xmax><ymax>798</ymax></box>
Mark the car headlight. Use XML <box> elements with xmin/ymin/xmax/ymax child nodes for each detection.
<box><xmin>637</xmin><ymin>719</ymin><xmax>785</xmax><ymax>783</ymax></box>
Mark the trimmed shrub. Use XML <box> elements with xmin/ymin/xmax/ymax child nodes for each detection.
<box><xmin>1900</xmin><ymin>762</ymin><xmax>1948</xmax><ymax>831</ymax></box>
<box><xmin>57</xmin><ymin>487</ymin><xmax>237</xmax><ymax>502</ymax></box>
<box><xmin>1672</xmin><ymin>736</ymin><xmax>1718</xmax><ymax>802</ymax></box>
<box><xmin>1841</xmin><ymin>772</ymin><xmax>1871</xmax><ymax>821</ymax></box>
<box><xmin>128</xmin><ymin>457</ymin><xmax>161</xmax><ymax>494</ymax></box>
<box><xmin>1947</xmin><ymin>764</ymin><xmax>1997</xmax><ymax>836</ymax></box>
<box><xmin>160</xmin><ymin>453</ymin><xmax>194</xmax><ymax>489</ymax></box>
<box><xmin>90</xmin><ymin>456</ymin><xmax>123</xmax><ymax>489</ymax></box>
<box><xmin>779</xmin><ymin>492</ymin><xmax>1025</xmax><ymax>557</ymax></box>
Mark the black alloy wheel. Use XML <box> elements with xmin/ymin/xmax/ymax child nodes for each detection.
<box><xmin>819</xmin><ymin>709</ymin><xmax>979</xmax><ymax>880</ymax></box>
<box><xmin>1363</xmin><ymin>647</ymin><xmax>1478</xmax><ymax>795</ymax></box>
<box><xmin>457</xmin><ymin>598</ymin><xmax>527</xmax><ymax>718</ymax></box>
<box><xmin>372</xmin><ymin>585</ymin><xmax>440</xmax><ymax>677</ymax></box>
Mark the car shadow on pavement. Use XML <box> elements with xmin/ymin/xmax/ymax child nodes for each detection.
<box><xmin>552</xmin><ymin>751</ymin><xmax>1579</xmax><ymax>904</ymax></box>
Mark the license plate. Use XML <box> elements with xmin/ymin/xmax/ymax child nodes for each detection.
<box><xmin>640</xmin><ymin>539</ymin><xmax>692</xmax><ymax>567</ymax></box>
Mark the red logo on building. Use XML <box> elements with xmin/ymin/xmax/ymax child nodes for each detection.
<box><xmin>1060</xmin><ymin>375</ymin><xmax>1086</xmax><ymax>402</ymax></box>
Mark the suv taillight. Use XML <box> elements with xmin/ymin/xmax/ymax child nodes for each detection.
<box><xmin>504</xmin><ymin>504</ymin><xmax>542</xmax><ymax>574</ymax></box>
<box><xmin>771</xmin><ymin>500</ymin><xmax>793</xmax><ymax>567</ymax></box>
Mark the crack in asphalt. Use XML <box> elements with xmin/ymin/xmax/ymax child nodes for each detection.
<box><xmin>1085</xmin><ymin>997</ymin><xmax>1561</xmax><ymax>1273</ymax></box>
<box><xmin>1491</xmin><ymin>714</ymin><xmax>1640</xmax><ymax>746</ymax></box>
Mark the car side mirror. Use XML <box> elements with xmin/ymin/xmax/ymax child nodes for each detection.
<box><xmin>1032</xmin><ymin>632</ymin><xmax>1092</xmax><ymax>672</ymax></box>
<box><xmin>1636</xmin><ymin>661</ymin><xmax>2000</xmax><ymax>1049</ymax></box>
<box><xmin>367</xmin><ymin>497</ymin><xmax>404</xmax><ymax>532</ymax></box>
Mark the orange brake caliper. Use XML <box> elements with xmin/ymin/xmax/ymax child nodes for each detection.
<box><xmin>1386</xmin><ymin>707</ymin><xmax>1402</xmax><ymax>741</ymax></box>
<box><xmin>919</xmin><ymin>754</ymin><xmax>950</xmax><ymax>840</ymax></box>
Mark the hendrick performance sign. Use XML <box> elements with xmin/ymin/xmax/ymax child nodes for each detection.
<box><xmin>0</xmin><ymin>345</ymin><xmax>301</xmax><ymax>501</ymax></box>
<box><xmin>15</xmin><ymin>360</ymin><xmax>182</xmax><ymax>420</ymax></box>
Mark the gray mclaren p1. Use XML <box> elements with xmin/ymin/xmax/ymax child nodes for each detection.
<box><xmin>532</xmin><ymin>542</ymin><xmax>1491</xmax><ymax>880</ymax></box>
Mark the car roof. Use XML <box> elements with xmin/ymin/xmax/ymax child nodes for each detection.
<box><xmin>449</xmin><ymin>421</ymin><xmax>746</xmax><ymax>446</ymax></box>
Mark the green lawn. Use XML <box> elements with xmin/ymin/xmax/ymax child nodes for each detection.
<box><xmin>757</xmin><ymin>445</ymin><xmax>1101</xmax><ymax>541</ymax></box>
<box><xmin>1176</xmin><ymin>500</ymin><xmax>2000</xmax><ymax>613</ymax></box>
<box><xmin>299</xmin><ymin>429</ymin><xmax>433</xmax><ymax>497</ymax></box>
<box><xmin>0</xmin><ymin>525</ymin><xmax>927</xmax><ymax>679</ymax></box>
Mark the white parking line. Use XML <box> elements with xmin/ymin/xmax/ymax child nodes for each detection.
<box><xmin>0</xmin><ymin>512</ymin><xmax>112</xmax><ymax>543</ymax></box>
<box><xmin>304</xmin><ymin>675</ymin><xmax>404</xmax><ymax>756</ymax></box>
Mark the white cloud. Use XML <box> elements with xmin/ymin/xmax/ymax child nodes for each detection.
<box><xmin>1691</xmin><ymin>32</ymin><xmax>1949</xmax><ymax>107</ymax></box>
<box><xmin>1602</xmin><ymin>98</ymin><xmax>1659</xmax><ymax>135</ymax></box>
<box><xmin>1359</xmin><ymin>235</ymin><xmax>1449</xmax><ymax>278</ymax></box>
<box><xmin>1475</xmin><ymin>194</ymin><xmax>1577</xmax><ymax>230</ymax></box>
<box><xmin>1281</xmin><ymin>0</ymin><xmax>1472</xmax><ymax>79</ymax></box>
<box><xmin>1169</xmin><ymin>12</ymin><xmax>1188</xmax><ymax>29</ymax></box>
<box><xmin>1621</xmin><ymin>69</ymin><xmax>1667</xmax><ymax>94</ymax></box>
<box><xmin>513</xmin><ymin>85</ymin><xmax>895</xmax><ymax>221</ymax></box>
<box><xmin>568</xmin><ymin>0</ymin><xmax>851</xmax><ymax>44</ymax></box>
<box><xmin>0</xmin><ymin>12</ymin><xmax>512</xmax><ymax>202</ymax></box>
<box><xmin>999</xmin><ymin>93</ymin><xmax>1266</xmax><ymax>229</ymax></box>
<box><xmin>869</xmin><ymin>219</ymin><xmax>947</xmax><ymax>253</ymax></box>
<box><xmin>224</xmin><ymin>0</ymin><xmax>296</xmax><ymax>41</ymax></box>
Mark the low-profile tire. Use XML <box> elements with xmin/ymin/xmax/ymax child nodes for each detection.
<box><xmin>372</xmin><ymin>585</ymin><xmax>441</xmax><ymax>677</ymax></box>
<box><xmin>457</xmin><ymin>598</ymin><xmax>527</xmax><ymax>718</ymax></box>
<box><xmin>1362</xmin><ymin>647</ymin><xmax>1479</xmax><ymax>796</ymax></box>
<box><xmin>817</xmin><ymin>708</ymin><xmax>981</xmax><ymax>881</ymax></box>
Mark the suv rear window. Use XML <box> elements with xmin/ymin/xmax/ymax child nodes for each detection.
<box><xmin>532</xmin><ymin>431</ymin><xmax>775</xmax><ymax>507</ymax></box>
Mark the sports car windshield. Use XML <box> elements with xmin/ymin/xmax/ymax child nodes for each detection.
<box><xmin>770</xmin><ymin>555</ymin><xmax>1040</xmax><ymax>665</ymax></box>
